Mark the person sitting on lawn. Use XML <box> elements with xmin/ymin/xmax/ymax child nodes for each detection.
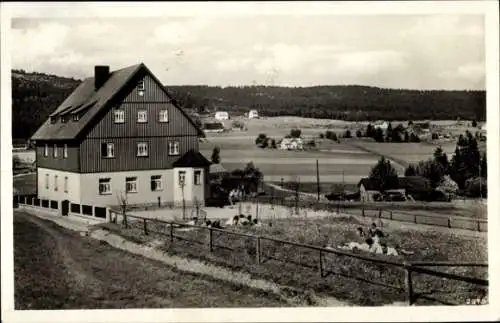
<box><xmin>337</xmin><ymin>237</ymin><xmax>374</xmax><ymax>252</ymax></box>
<box><xmin>253</xmin><ymin>218</ymin><xmax>262</xmax><ymax>227</ymax></box>
<box><xmin>370</xmin><ymin>233</ymin><xmax>384</xmax><ymax>254</ymax></box>
<box><xmin>357</xmin><ymin>227</ymin><xmax>365</xmax><ymax>237</ymax></box>
<box><xmin>369</xmin><ymin>223</ymin><xmax>385</xmax><ymax>238</ymax></box>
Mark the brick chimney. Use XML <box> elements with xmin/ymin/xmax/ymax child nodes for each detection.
<box><xmin>94</xmin><ymin>65</ymin><xmax>110</xmax><ymax>90</ymax></box>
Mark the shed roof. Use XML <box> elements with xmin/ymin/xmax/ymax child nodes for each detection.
<box><xmin>358</xmin><ymin>176</ymin><xmax>431</xmax><ymax>191</ymax></box>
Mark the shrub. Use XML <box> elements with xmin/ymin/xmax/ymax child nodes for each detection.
<box><xmin>319</xmin><ymin>133</ymin><xmax>325</xmax><ymax>139</ymax></box>
<box><xmin>290</xmin><ymin>128</ymin><xmax>302</xmax><ymax>138</ymax></box>
<box><xmin>356</xmin><ymin>129</ymin><xmax>362</xmax><ymax>137</ymax></box>
<box><xmin>255</xmin><ymin>133</ymin><xmax>268</xmax><ymax>147</ymax></box>
<box><xmin>211</xmin><ymin>146</ymin><xmax>221</xmax><ymax>164</ymax></box>
<box><xmin>271</xmin><ymin>139</ymin><xmax>277</xmax><ymax>149</ymax></box>
<box><xmin>344</xmin><ymin>130</ymin><xmax>352</xmax><ymax>138</ymax></box>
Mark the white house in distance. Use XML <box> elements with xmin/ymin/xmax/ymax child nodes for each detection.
<box><xmin>248</xmin><ymin>109</ymin><xmax>259</xmax><ymax>119</ymax></box>
<box><xmin>214</xmin><ymin>111</ymin><xmax>230</xmax><ymax>120</ymax></box>
<box><xmin>373</xmin><ymin>121</ymin><xmax>389</xmax><ymax>131</ymax></box>
<box><xmin>279</xmin><ymin>137</ymin><xmax>303</xmax><ymax>150</ymax></box>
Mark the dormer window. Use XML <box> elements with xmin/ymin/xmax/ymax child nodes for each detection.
<box><xmin>50</xmin><ymin>116</ymin><xmax>57</xmax><ymax>124</ymax></box>
<box><xmin>114</xmin><ymin>108</ymin><xmax>125</xmax><ymax>124</ymax></box>
<box><xmin>138</xmin><ymin>79</ymin><xmax>145</xmax><ymax>91</ymax></box>
<box><xmin>61</xmin><ymin>115</ymin><xmax>68</xmax><ymax>123</ymax></box>
<box><xmin>73</xmin><ymin>114</ymin><xmax>80</xmax><ymax>122</ymax></box>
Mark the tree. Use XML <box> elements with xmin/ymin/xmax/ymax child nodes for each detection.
<box><xmin>255</xmin><ymin>133</ymin><xmax>268</xmax><ymax>148</ymax></box>
<box><xmin>405</xmin><ymin>164</ymin><xmax>417</xmax><ymax>177</ymax></box>
<box><xmin>369</xmin><ymin>157</ymin><xmax>399</xmax><ymax>192</ymax></box>
<box><xmin>319</xmin><ymin>133</ymin><xmax>325</xmax><ymax>139</ymax></box>
<box><xmin>325</xmin><ymin>131</ymin><xmax>337</xmax><ymax>141</ymax></box>
<box><xmin>472</xmin><ymin>120</ymin><xmax>478</xmax><ymax>127</ymax></box>
<box><xmin>211</xmin><ymin>146</ymin><xmax>221</xmax><ymax>164</ymax></box>
<box><xmin>344</xmin><ymin>130</ymin><xmax>352</xmax><ymax>138</ymax></box>
<box><xmin>416</xmin><ymin>159</ymin><xmax>445</xmax><ymax>188</ymax></box>
<box><xmin>373</xmin><ymin>128</ymin><xmax>385</xmax><ymax>142</ymax></box>
<box><xmin>408</xmin><ymin>120</ymin><xmax>414</xmax><ymax>126</ymax></box>
<box><xmin>433</xmin><ymin>146</ymin><xmax>449</xmax><ymax>174</ymax></box>
<box><xmin>385</xmin><ymin>122</ymin><xmax>393</xmax><ymax>142</ymax></box>
<box><xmin>409</xmin><ymin>133</ymin><xmax>421</xmax><ymax>142</ymax></box>
<box><xmin>271</xmin><ymin>139</ymin><xmax>277</xmax><ymax>149</ymax></box>
<box><xmin>366</xmin><ymin>123</ymin><xmax>375</xmax><ymax>138</ymax></box>
<box><xmin>290</xmin><ymin>128</ymin><xmax>302</xmax><ymax>138</ymax></box>
<box><xmin>404</xmin><ymin>130</ymin><xmax>409</xmax><ymax>142</ymax></box>
<box><xmin>356</xmin><ymin>129</ymin><xmax>362</xmax><ymax>138</ymax></box>
<box><xmin>480</xmin><ymin>153</ymin><xmax>487</xmax><ymax>178</ymax></box>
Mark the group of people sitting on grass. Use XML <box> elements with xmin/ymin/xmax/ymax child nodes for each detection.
<box><xmin>326</xmin><ymin>223</ymin><xmax>414</xmax><ymax>257</ymax></box>
<box><xmin>185</xmin><ymin>214</ymin><xmax>262</xmax><ymax>229</ymax></box>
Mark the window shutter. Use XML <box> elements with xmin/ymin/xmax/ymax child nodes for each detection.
<box><xmin>101</xmin><ymin>143</ymin><xmax>107</xmax><ymax>157</ymax></box>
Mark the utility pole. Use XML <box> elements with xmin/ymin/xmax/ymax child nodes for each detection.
<box><xmin>316</xmin><ymin>159</ymin><xmax>320</xmax><ymax>201</ymax></box>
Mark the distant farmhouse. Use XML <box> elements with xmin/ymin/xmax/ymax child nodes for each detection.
<box><xmin>214</xmin><ymin>111</ymin><xmax>230</xmax><ymax>120</ymax></box>
<box><xmin>279</xmin><ymin>137</ymin><xmax>303</xmax><ymax>150</ymax></box>
<box><xmin>248</xmin><ymin>109</ymin><xmax>259</xmax><ymax>119</ymax></box>
<box><xmin>31</xmin><ymin>63</ymin><xmax>211</xmax><ymax>209</ymax></box>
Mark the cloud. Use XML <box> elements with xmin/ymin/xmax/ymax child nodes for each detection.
<box><xmin>147</xmin><ymin>19</ymin><xmax>211</xmax><ymax>45</ymax></box>
<box><xmin>439</xmin><ymin>62</ymin><xmax>485</xmax><ymax>82</ymax></box>
<box><xmin>334</xmin><ymin>50</ymin><xmax>407</xmax><ymax>74</ymax></box>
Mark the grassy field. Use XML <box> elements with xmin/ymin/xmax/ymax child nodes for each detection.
<box><xmin>14</xmin><ymin>212</ymin><xmax>287</xmax><ymax>309</ymax></box>
<box><xmin>103</xmin><ymin>215</ymin><xmax>487</xmax><ymax>306</ymax></box>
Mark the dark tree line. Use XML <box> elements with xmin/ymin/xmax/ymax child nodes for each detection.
<box><xmin>12</xmin><ymin>69</ymin><xmax>486</xmax><ymax>140</ymax></box>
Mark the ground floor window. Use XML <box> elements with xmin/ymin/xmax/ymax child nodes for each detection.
<box><xmin>194</xmin><ymin>170</ymin><xmax>202</xmax><ymax>185</ymax></box>
<box><xmin>178</xmin><ymin>171</ymin><xmax>186</xmax><ymax>187</ymax></box>
<box><xmin>99</xmin><ymin>178</ymin><xmax>111</xmax><ymax>195</ymax></box>
<box><xmin>151</xmin><ymin>175</ymin><xmax>163</xmax><ymax>191</ymax></box>
<box><xmin>126</xmin><ymin>177</ymin><xmax>138</xmax><ymax>193</ymax></box>
<box><xmin>45</xmin><ymin>174</ymin><xmax>49</xmax><ymax>189</ymax></box>
<box><xmin>54</xmin><ymin>175</ymin><xmax>58</xmax><ymax>191</ymax></box>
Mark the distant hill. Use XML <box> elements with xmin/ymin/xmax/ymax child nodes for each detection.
<box><xmin>11</xmin><ymin>70</ymin><xmax>486</xmax><ymax>140</ymax></box>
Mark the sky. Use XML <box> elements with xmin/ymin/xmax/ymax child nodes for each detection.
<box><xmin>10</xmin><ymin>14</ymin><xmax>485</xmax><ymax>90</ymax></box>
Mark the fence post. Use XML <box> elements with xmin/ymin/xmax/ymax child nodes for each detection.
<box><xmin>143</xmin><ymin>219</ymin><xmax>148</xmax><ymax>235</ymax></box>
<box><xmin>404</xmin><ymin>262</ymin><xmax>414</xmax><ymax>305</ymax></box>
<box><xmin>378</xmin><ymin>209</ymin><xmax>382</xmax><ymax>218</ymax></box>
<box><xmin>170</xmin><ymin>223</ymin><xmax>174</xmax><ymax>244</ymax></box>
<box><xmin>414</xmin><ymin>214</ymin><xmax>417</xmax><ymax>224</ymax></box>
<box><xmin>447</xmin><ymin>217</ymin><xmax>451</xmax><ymax>228</ymax></box>
<box><xmin>477</xmin><ymin>221</ymin><xmax>481</xmax><ymax>232</ymax></box>
<box><xmin>255</xmin><ymin>237</ymin><xmax>261</xmax><ymax>263</ymax></box>
<box><xmin>319</xmin><ymin>250</ymin><xmax>323</xmax><ymax>277</ymax></box>
<box><xmin>362</xmin><ymin>208</ymin><xmax>365</xmax><ymax>217</ymax></box>
<box><xmin>389</xmin><ymin>211</ymin><xmax>393</xmax><ymax>220</ymax></box>
<box><xmin>209</xmin><ymin>228</ymin><xmax>213</xmax><ymax>252</ymax></box>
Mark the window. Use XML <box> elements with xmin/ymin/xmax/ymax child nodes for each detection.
<box><xmin>138</xmin><ymin>79</ymin><xmax>145</xmax><ymax>91</ymax></box>
<box><xmin>168</xmin><ymin>141</ymin><xmax>180</xmax><ymax>155</ymax></box>
<box><xmin>73</xmin><ymin>114</ymin><xmax>80</xmax><ymax>122</ymax></box>
<box><xmin>61</xmin><ymin>115</ymin><xmax>68</xmax><ymax>123</ymax></box>
<box><xmin>44</xmin><ymin>144</ymin><xmax>48</xmax><ymax>157</ymax></box>
<box><xmin>159</xmin><ymin>109</ymin><xmax>169</xmax><ymax>122</ymax></box>
<box><xmin>137</xmin><ymin>110</ymin><xmax>148</xmax><ymax>123</ymax></box>
<box><xmin>126</xmin><ymin>177</ymin><xmax>137</xmax><ymax>193</ymax></box>
<box><xmin>151</xmin><ymin>175</ymin><xmax>163</xmax><ymax>191</ymax></box>
<box><xmin>137</xmin><ymin>142</ymin><xmax>148</xmax><ymax>157</ymax></box>
<box><xmin>50</xmin><ymin>116</ymin><xmax>57</xmax><ymax>124</ymax></box>
<box><xmin>178</xmin><ymin>171</ymin><xmax>186</xmax><ymax>187</ymax></box>
<box><xmin>114</xmin><ymin>109</ymin><xmax>125</xmax><ymax>123</ymax></box>
<box><xmin>63</xmin><ymin>144</ymin><xmax>68</xmax><ymax>159</ymax></box>
<box><xmin>45</xmin><ymin>174</ymin><xmax>49</xmax><ymax>189</ymax></box>
<box><xmin>54</xmin><ymin>175</ymin><xmax>58</xmax><ymax>192</ymax></box>
<box><xmin>53</xmin><ymin>144</ymin><xmax>58</xmax><ymax>158</ymax></box>
<box><xmin>101</xmin><ymin>143</ymin><xmax>115</xmax><ymax>158</ymax></box>
<box><xmin>64</xmin><ymin>176</ymin><xmax>68</xmax><ymax>193</ymax></box>
<box><xmin>99</xmin><ymin>178</ymin><xmax>111</xmax><ymax>195</ymax></box>
<box><xmin>194</xmin><ymin>170</ymin><xmax>202</xmax><ymax>185</ymax></box>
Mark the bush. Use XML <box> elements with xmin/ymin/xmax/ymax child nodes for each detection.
<box><xmin>431</xmin><ymin>133</ymin><xmax>439</xmax><ymax>140</ymax></box>
<box><xmin>356</xmin><ymin>130</ymin><xmax>362</xmax><ymax>138</ymax></box>
<box><xmin>290</xmin><ymin>128</ymin><xmax>302</xmax><ymax>138</ymax></box>
<box><xmin>325</xmin><ymin>131</ymin><xmax>337</xmax><ymax>141</ymax></box>
<box><xmin>319</xmin><ymin>133</ymin><xmax>325</xmax><ymax>139</ymax></box>
<box><xmin>472</xmin><ymin>120</ymin><xmax>478</xmax><ymax>127</ymax></box>
<box><xmin>255</xmin><ymin>133</ymin><xmax>268</xmax><ymax>147</ymax></box>
<box><xmin>344</xmin><ymin>130</ymin><xmax>352</xmax><ymax>138</ymax></box>
<box><xmin>271</xmin><ymin>139</ymin><xmax>277</xmax><ymax>149</ymax></box>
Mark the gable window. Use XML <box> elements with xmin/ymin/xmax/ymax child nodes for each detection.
<box><xmin>137</xmin><ymin>142</ymin><xmax>148</xmax><ymax>157</ymax></box>
<box><xmin>168</xmin><ymin>141</ymin><xmax>180</xmax><ymax>156</ymax></box>
<box><xmin>63</xmin><ymin>144</ymin><xmax>68</xmax><ymax>159</ymax></box>
<box><xmin>54</xmin><ymin>175</ymin><xmax>58</xmax><ymax>192</ymax></box>
<box><xmin>159</xmin><ymin>109</ymin><xmax>169</xmax><ymax>122</ymax></box>
<box><xmin>137</xmin><ymin>110</ymin><xmax>148</xmax><ymax>123</ymax></box>
<box><xmin>126</xmin><ymin>177</ymin><xmax>138</xmax><ymax>193</ymax></box>
<box><xmin>45</xmin><ymin>174</ymin><xmax>49</xmax><ymax>189</ymax></box>
<box><xmin>44</xmin><ymin>144</ymin><xmax>48</xmax><ymax>157</ymax></box>
<box><xmin>101</xmin><ymin>143</ymin><xmax>115</xmax><ymax>158</ymax></box>
<box><xmin>53</xmin><ymin>144</ymin><xmax>58</xmax><ymax>158</ymax></box>
<box><xmin>194</xmin><ymin>170</ymin><xmax>202</xmax><ymax>185</ymax></box>
<box><xmin>99</xmin><ymin>178</ymin><xmax>111</xmax><ymax>195</ymax></box>
<box><xmin>61</xmin><ymin>115</ymin><xmax>68</xmax><ymax>123</ymax></box>
<box><xmin>114</xmin><ymin>108</ymin><xmax>125</xmax><ymax>124</ymax></box>
<box><xmin>72</xmin><ymin>114</ymin><xmax>80</xmax><ymax>122</ymax></box>
<box><xmin>178</xmin><ymin>171</ymin><xmax>186</xmax><ymax>187</ymax></box>
<box><xmin>64</xmin><ymin>176</ymin><xmax>68</xmax><ymax>193</ymax></box>
<box><xmin>138</xmin><ymin>79</ymin><xmax>145</xmax><ymax>91</ymax></box>
<box><xmin>151</xmin><ymin>175</ymin><xmax>163</xmax><ymax>191</ymax></box>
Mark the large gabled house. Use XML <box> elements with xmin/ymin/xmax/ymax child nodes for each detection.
<box><xmin>31</xmin><ymin>63</ymin><xmax>211</xmax><ymax>209</ymax></box>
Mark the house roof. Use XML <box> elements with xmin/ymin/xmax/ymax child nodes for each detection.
<box><xmin>173</xmin><ymin>150</ymin><xmax>211</xmax><ymax>168</ymax></box>
<box><xmin>358</xmin><ymin>176</ymin><xmax>431</xmax><ymax>191</ymax></box>
<box><xmin>210</xmin><ymin>163</ymin><xmax>228</xmax><ymax>174</ymax></box>
<box><xmin>31</xmin><ymin>63</ymin><xmax>204</xmax><ymax>141</ymax></box>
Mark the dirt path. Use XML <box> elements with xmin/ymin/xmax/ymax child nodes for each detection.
<box><xmin>14</xmin><ymin>212</ymin><xmax>291</xmax><ymax>309</ymax></box>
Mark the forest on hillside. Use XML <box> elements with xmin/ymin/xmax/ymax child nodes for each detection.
<box><xmin>11</xmin><ymin>70</ymin><xmax>486</xmax><ymax>140</ymax></box>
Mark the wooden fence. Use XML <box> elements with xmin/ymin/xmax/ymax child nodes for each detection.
<box><xmin>116</xmin><ymin>212</ymin><xmax>488</xmax><ymax>305</ymax></box>
<box><xmin>242</xmin><ymin>196</ymin><xmax>487</xmax><ymax>232</ymax></box>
